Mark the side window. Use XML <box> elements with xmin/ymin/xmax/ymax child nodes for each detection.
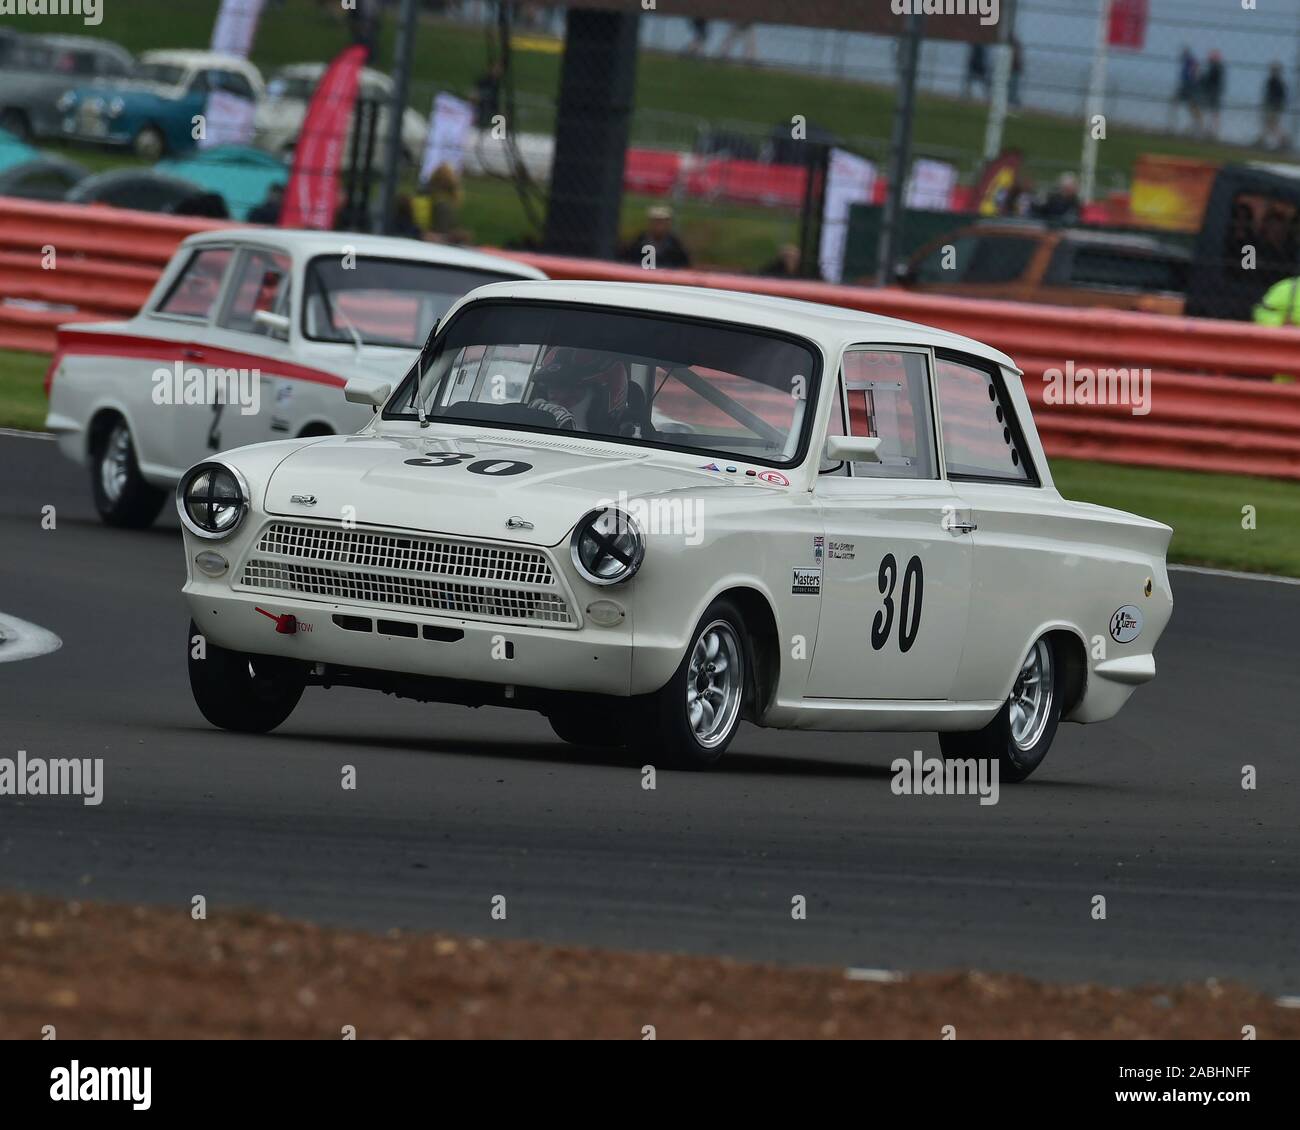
<box><xmin>188</xmin><ymin>70</ymin><xmax>210</xmax><ymax>96</ymax></box>
<box><xmin>155</xmin><ymin>247</ymin><xmax>233</xmax><ymax>320</ymax></box>
<box><xmin>960</xmin><ymin>236</ymin><xmax>1038</xmax><ymax>284</ymax></box>
<box><xmin>841</xmin><ymin>349</ymin><xmax>935</xmax><ymax>480</ymax></box>
<box><xmin>934</xmin><ymin>355</ymin><xmax>1033</xmax><ymax>483</ymax></box>
<box><xmin>220</xmin><ymin>249</ymin><xmax>292</xmax><ymax>335</ymax></box>
<box><xmin>914</xmin><ymin>235</ymin><xmax>976</xmax><ymax>283</ymax></box>
<box><xmin>214</xmin><ymin>70</ymin><xmax>255</xmax><ymax>101</ymax></box>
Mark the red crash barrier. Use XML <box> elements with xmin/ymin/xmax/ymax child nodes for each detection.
<box><xmin>4</xmin><ymin>197</ymin><xmax>1300</xmax><ymax>479</ymax></box>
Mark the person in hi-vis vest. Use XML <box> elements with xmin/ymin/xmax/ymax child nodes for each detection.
<box><xmin>1252</xmin><ymin>276</ymin><xmax>1300</xmax><ymax>382</ymax></box>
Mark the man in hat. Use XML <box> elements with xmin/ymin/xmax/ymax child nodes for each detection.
<box><xmin>621</xmin><ymin>205</ymin><xmax>692</xmax><ymax>269</ymax></box>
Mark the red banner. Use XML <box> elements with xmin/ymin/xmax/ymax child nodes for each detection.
<box><xmin>1108</xmin><ymin>0</ymin><xmax>1149</xmax><ymax>50</ymax></box>
<box><xmin>280</xmin><ymin>44</ymin><xmax>368</xmax><ymax>231</ymax></box>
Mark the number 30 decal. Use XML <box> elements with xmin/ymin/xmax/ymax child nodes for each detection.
<box><xmin>404</xmin><ymin>454</ymin><xmax>533</xmax><ymax>476</ymax></box>
<box><xmin>871</xmin><ymin>553</ymin><xmax>924</xmax><ymax>653</ymax></box>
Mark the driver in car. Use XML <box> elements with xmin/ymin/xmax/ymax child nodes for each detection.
<box><xmin>528</xmin><ymin>347</ymin><xmax>629</xmax><ymax>433</ymax></box>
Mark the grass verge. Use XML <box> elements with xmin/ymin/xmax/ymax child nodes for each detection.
<box><xmin>0</xmin><ymin>350</ymin><xmax>49</xmax><ymax>433</ymax></box>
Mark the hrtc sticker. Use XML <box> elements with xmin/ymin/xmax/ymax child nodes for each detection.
<box><xmin>792</xmin><ymin>567</ymin><xmax>821</xmax><ymax>595</ymax></box>
<box><xmin>1109</xmin><ymin>605</ymin><xmax>1142</xmax><ymax>643</ymax></box>
<box><xmin>758</xmin><ymin>470</ymin><xmax>789</xmax><ymax>486</ymax></box>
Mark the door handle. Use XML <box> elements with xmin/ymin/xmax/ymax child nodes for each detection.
<box><xmin>182</xmin><ymin>347</ymin><xmax>206</xmax><ymax>361</ymax></box>
<box><xmin>949</xmin><ymin>522</ymin><xmax>978</xmax><ymax>533</ymax></box>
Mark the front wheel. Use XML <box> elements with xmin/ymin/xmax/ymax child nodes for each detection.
<box><xmin>188</xmin><ymin>620</ymin><xmax>306</xmax><ymax>734</ymax></box>
<box><xmin>939</xmin><ymin>635</ymin><xmax>1062</xmax><ymax>783</ymax></box>
<box><xmin>133</xmin><ymin>125</ymin><xmax>165</xmax><ymax>161</ymax></box>
<box><xmin>90</xmin><ymin>417</ymin><xmax>166</xmax><ymax>528</ymax></box>
<box><xmin>632</xmin><ymin>598</ymin><xmax>750</xmax><ymax>769</ymax></box>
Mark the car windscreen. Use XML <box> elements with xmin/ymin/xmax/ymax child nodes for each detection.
<box><xmin>135</xmin><ymin>63</ymin><xmax>186</xmax><ymax>86</ymax></box>
<box><xmin>302</xmin><ymin>256</ymin><xmax>524</xmax><ymax>349</ymax></box>
<box><xmin>387</xmin><ymin>301</ymin><xmax>819</xmax><ymax>467</ymax></box>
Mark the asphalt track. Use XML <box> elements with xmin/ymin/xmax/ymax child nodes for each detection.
<box><xmin>1</xmin><ymin>433</ymin><xmax>1297</xmax><ymax>992</ymax></box>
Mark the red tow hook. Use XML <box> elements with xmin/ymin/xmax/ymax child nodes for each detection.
<box><xmin>255</xmin><ymin>607</ymin><xmax>298</xmax><ymax>635</ymax></box>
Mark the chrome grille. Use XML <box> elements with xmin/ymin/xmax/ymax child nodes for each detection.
<box><xmin>240</xmin><ymin>523</ymin><xmax>574</xmax><ymax>626</ymax></box>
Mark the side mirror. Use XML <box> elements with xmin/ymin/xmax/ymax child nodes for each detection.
<box><xmin>344</xmin><ymin>376</ymin><xmax>391</xmax><ymax>407</ymax></box>
<box><xmin>253</xmin><ymin>309</ymin><xmax>290</xmax><ymax>339</ymax></box>
<box><xmin>825</xmin><ymin>434</ymin><xmax>883</xmax><ymax>463</ymax></box>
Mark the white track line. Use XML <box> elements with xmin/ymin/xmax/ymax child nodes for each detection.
<box><xmin>0</xmin><ymin>428</ymin><xmax>54</xmax><ymax>441</ymax></box>
<box><xmin>1169</xmin><ymin>564</ymin><xmax>1300</xmax><ymax>587</ymax></box>
<box><xmin>0</xmin><ymin>612</ymin><xmax>62</xmax><ymax>664</ymax></box>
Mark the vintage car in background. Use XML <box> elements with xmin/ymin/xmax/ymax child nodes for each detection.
<box><xmin>45</xmin><ymin>229</ymin><xmax>546</xmax><ymax>528</ymax></box>
<box><xmin>255</xmin><ymin>63</ymin><xmax>428</xmax><ymax>166</ymax></box>
<box><xmin>64</xmin><ymin>168</ymin><xmax>217</xmax><ymax>215</ymax></box>
<box><xmin>0</xmin><ymin>31</ymin><xmax>133</xmax><ymax>143</ymax></box>
<box><xmin>899</xmin><ymin>221</ymin><xmax>1190</xmax><ymax>316</ymax></box>
<box><xmin>174</xmin><ymin>281</ymin><xmax>1173</xmax><ymax>780</ymax></box>
<box><xmin>58</xmin><ymin>49</ymin><xmax>265</xmax><ymax>160</ymax></box>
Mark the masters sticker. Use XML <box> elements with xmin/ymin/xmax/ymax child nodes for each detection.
<box><xmin>1109</xmin><ymin>605</ymin><xmax>1143</xmax><ymax>643</ymax></box>
<box><xmin>792</xmin><ymin>567</ymin><xmax>821</xmax><ymax>595</ymax></box>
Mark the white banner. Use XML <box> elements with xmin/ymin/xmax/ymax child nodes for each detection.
<box><xmin>905</xmin><ymin>158</ymin><xmax>958</xmax><ymax>211</ymax></box>
<box><xmin>420</xmin><ymin>93</ymin><xmax>475</xmax><ymax>183</ymax></box>
<box><xmin>200</xmin><ymin>90</ymin><xmax>258</xmax><ymax>150</ymax></box>
<box><xmin>818</xmin><ymin>148</ymin><xmax>877</xmax><ymax>285</ymax></box>
<box><xmin>210</xmin><ymin>0</ymin><xmax>267</xmax><ymax>59</ymax></box>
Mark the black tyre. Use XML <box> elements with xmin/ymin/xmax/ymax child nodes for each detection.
<box><xmin>90</xmin><ymin>416</ymin><xmax>167</xmax><ymax>529</ymax></box>
<box><xmin>547</xmin><ymin>708</ymin><xmax>625</xmax><ymax>747</ymax></box>
<box><xmin>939</xmin><ymin>635</ymin><xmax>1062</xmax><ymax>783</ymax></box>
<box><xmin>632</xmin><ymin>597</ymin><xmax>750</xmax><ymax>769</ymax></box>
<box><xmin>188</xmin><ymin>620</ymin><xmax>306</xmax><ymax>734</ymax></box>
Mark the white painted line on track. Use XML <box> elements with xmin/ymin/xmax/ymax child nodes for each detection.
<box><xmin>844</xmin><ymin>968</ymin><xmax>905</xmax><ymax>983</ymax></box>
<box><xmin>1169</xmin><ymin>563</ymin><xmax>1300</xmax><ymax>587</ymax></box>
<box><xmin>0</xmin><ymin>428</ymin><xmax>54</xmax><ymax>441</ymax></box>
<box><xmin>0</xmin><ymin>612</ymin><xmax>62</xmax><ymax>664</ymax></box>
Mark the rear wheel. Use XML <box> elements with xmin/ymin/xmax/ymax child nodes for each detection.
<box><xmin>90</xmin><ymin>417</ymin><xmax>166</xmax><ymax>528</ymax></box>
<box><xmin>188</xmin><ymin>620</ymin><xmax>306</xmax><ymax>734</ymax></box>
<box><xmin>632</xmin><ymin>598</ymin><xmax>749</xmax><ymax>769</ymax></box>
<box><xmin>940</xmin><ymin>635</ymin><xmax>1062</xmax><ymax>783</ymax></box>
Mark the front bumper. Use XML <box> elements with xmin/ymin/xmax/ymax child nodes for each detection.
<box><xmin>184</xmin><ymin>582</ymin><xmax>639</xmax><ymax>697</ymax></box>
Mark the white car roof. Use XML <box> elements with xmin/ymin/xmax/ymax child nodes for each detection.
<box><xmin>180</xmin><ymin>228</ymin><xmax>547</xmax><ymax>280</ymax></box>
<box><xmin>457</xmin><ymin>280</ymin><xmax>1019</xmax><ymax>370</ymax></box>
<box><xmin>141</xmin><ymin>49</ymin><xmax>260</xmax><ymax>74</ymax></box>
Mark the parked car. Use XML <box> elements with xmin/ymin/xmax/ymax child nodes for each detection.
<box><xmin>156</xmin><ymin>145</ymin><xmax>287</xmax><ymax>221</ymax></box>
<box><xmin>255</xmin><ymin>63</ymin><xmax>428</xmax><ymax>166</ymax></box>
<box><xmin>899</xmin><ymin>221</ymin><xmax>1190</xmax><ymax>315</ymax></box>
<box><xmin>0</xmin><ymin>32</ymin><xmax>133</xmax><ymax>142</ymax></box>
<box><xmin>172</xmin><ymin>281</ymin><xmax>1173</xmax><ymax>779</ymax></box>
<box><xmin>45</xmin><ymin>229</ymin><xmax>547</xmax><ymax>528</ymax></box>
<box><xmin>65</xmin><ymin>168</ymin><xmax>215</xmax><ymax>214</ymax></box>
<box><xmin>58</xmin><ymin>49</ymin><xmax>265</xmax><ymax>160</ymax></box>
<box><xmin>0</xmin><ymin>153</ymin><xmax>88</xmax><ymax>200</ymax></box>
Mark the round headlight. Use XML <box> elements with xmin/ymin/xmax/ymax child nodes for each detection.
<box><xmin>177</xmin><ymin>462</ymin><xmax>249</xmax><ymax>540</ymax></box>
<box><xmin>57</xmin><ymin>91</ymin><xmax>77</xmax><ymax>112</ymax></box>
<box><xmin>108</xmin><ymin>97</ymin><xmax>126</xmax><ymax>118</ymax></box>
<box><xmin>570</xmin><ymin>507</ymin><xmax>644</xmax><ymax>586</ymax></box>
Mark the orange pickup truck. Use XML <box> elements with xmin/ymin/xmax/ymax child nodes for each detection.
<box><xmin>898</xmin><ymin>221</ymin><xmax>1190</xmax><ymax>315</ymax></box>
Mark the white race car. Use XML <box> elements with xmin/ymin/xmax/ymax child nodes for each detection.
<box><xmin>44</xmin><ymin>229</ymin><xmax>545</xmax><ymax>528</ymax></box>
<box><xmin>175</xmin><ymin>281</ymin><xmax>1172</xmax><ymax>779</ymax></box>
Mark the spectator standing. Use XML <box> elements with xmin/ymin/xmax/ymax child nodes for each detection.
<box><xmin>248</xmin><ymin>182</ymin><xmax>285</xmax><ymax>225</ymax></box>
<box><xmin>620</xmin><ymin>205</ymin><xmax>691</xmax><ymax>269</ymax></box>
<box><xmin>1172</xmin><ymin>47</ymin><xmax>1200</xmax><ymax>133</ymax></box>
<box><xmin>761</xmin><ymin>243</ymin><xmax>804</xmax><ymax>279</ymax></box>
<box><xmin>412</xmin><ymin>162</ymin><xmax>469</xmax><ymax>244</ymax></box>
<box><xmin>686</xmin><ymin>18</ymin><xmax>710</xmax><ymax>57</ymax></box>
<box><xmin>474</xmin><ymin>61</ymin><xmax>503</xmax><ymax>131</ymax></box>
<box><xmin>1037</xmin><ymin>173</ymin><xmax>1081</xmax><ymax>225</ymax></box>
<box><xmin>1262</xmin><ymin>63</ymin><xmax>1289</xmax><ymax>151</ymax></box>
<box><xmin>1200</xmin><ymin>51</ymin><xmax>1225</xmax><ymax>139</ymax></box>
<box><xmin>964</xmin><ymin>43</ymin><xmax>989</xmax><ymax>100</ymax></box>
